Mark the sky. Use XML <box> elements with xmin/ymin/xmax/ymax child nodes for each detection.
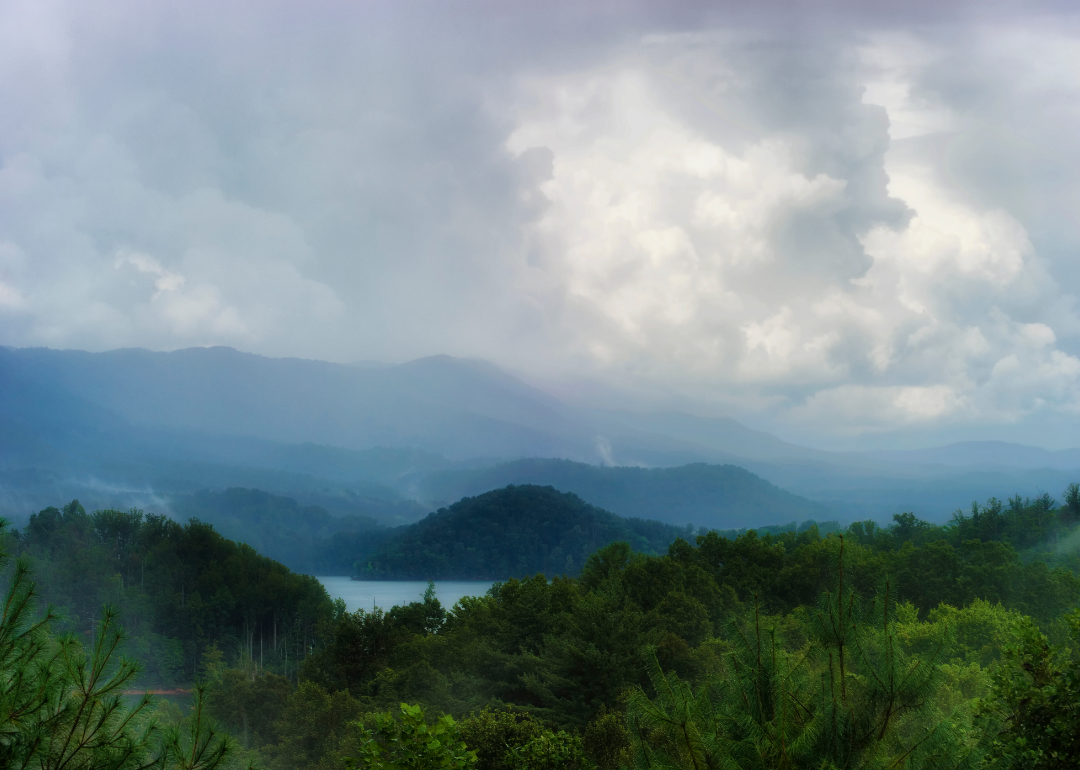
<box><xmin>2</xmin><ymin>0</ymin><xmax>1080</xmax><ymax>449</ymax></box>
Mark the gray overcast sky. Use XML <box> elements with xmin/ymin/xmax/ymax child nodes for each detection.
<box><xmin>3</xmin><ymin>0</ymin><xmax>1080</xmax><ymax>449</ymax></box>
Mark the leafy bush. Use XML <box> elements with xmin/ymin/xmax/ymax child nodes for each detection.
<box><xmin>344</xmin><ymin>703</ymin><xmax>476</xmax><ymax>770</ymax></box>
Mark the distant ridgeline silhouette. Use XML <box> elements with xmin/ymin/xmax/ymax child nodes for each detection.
<box><xmin>418</xmin><ymin>458</ymin><xmax>835</xmax><ymax>529</ymax></box>
<box><xmin>161</xmin><ymin>486</ymin><xmax>835</xmax><ymax>578</ymax></box>
<box><xmin>349</xmin><ymin>484</ymin><xmax>836</xmax><ymax>581</ymax></box>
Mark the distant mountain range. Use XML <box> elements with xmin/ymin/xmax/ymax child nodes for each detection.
<box><xmin>859</xmin><ymin>442</ymin><xmax>1080</xmax><ymax>470</ymax></box>
<box><xmin>419</xmin><ymin>459</ymin><xmax>833</xmax><ymax>529</ymax></box>
<box><xmin>2</xmin><ymin>344</ymin><xmax>1079</xmax><ymax>528</ymax></box>
<box><xmin>0</xmin><ymin>346</ymin><xmax>590</xmax><ymax>460</ymax></box>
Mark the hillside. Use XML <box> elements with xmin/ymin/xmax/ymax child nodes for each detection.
<box><xmin>356</xmin><ymin>484</ymin><xmax>692</xmax><ymax>580</ymax></box>
<box><xmin>419</xmin><ymin>459</ymin><xmax>834</xmax><ymax>529</ymax></box>
<box><xmin>10</xmin><ymin>499</ymin><xmax>333</xmax><ymax>685</ymax></box>
<box><xmin>165</xmin><ymin>488</ymin><xmax>393</xmax><ymax>574</ymax></box>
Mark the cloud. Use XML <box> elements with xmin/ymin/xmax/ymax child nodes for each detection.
<box><xmin>795</xmin><ymin>384</ymin><xmax>967</xmax><ymax>429</ymax></box>
<box><xmin>506</xmin><ymin>29</ymin><xmax>1080</xmax><ymax>438</ymax></box>
<box><xmin>118</xmin><ymin>252</ymin><xmax>186</xmax><ymax>298</ymax></box>
<box><xmin>0</xmin><ymin>1</ymin><xmax>1079</xmax><ymax>445</ymax></box>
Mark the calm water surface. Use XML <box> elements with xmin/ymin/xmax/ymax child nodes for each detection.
<box><xmin>316</xmin><ymin>578</ymin><xmax>497</xmax><ymax>612</ymax></box>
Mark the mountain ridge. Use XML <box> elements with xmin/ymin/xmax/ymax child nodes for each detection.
<box><xmin>419</xmin><ymin>458</ymin><xmax>833</xmax><ymax>529</ymax></box>
<box><xmin>3</xmin><ymin>344</ymin><xmax>1079</xmax><ymax>526</ymax></box>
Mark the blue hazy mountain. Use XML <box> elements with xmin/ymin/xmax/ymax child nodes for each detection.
<box><xmin>1</xmin><ymin>346</ymin><xmax>592</xmax><ymax>460</ymax></box>
<box><xmin>859</xmin><ymin>441</ymin><xmax>1080</xmax><ymax>470</ymax></box>
<box><xmin>3</xmin><ymin>344</ymin><xmax>1079</xmax><ymax>525</ymax></box>
<box><xmin>419</xmin><ymin>458</ymin><xmax>833</xmax><ymax>529</ymax></box>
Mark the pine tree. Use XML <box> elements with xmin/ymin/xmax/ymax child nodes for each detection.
<box><xmin>0</xmin><ymin>520</ymin><xmax>246</xmax><ymax>770</ymax></box>
<box><xmin>626</xmin><ymin>649</ymin><xmax>725</xmax><ymax>769</ymax></box>
<box><xmin>626</xmin><ymin>535</ymin><xmax>986</xmax><ymax>770</ymax></box>
<box><xmin>807</xmin><ymin>538</ymin><xmax>976</xmax><ymax>769</ymax></box>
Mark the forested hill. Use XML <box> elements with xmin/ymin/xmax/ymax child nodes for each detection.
<box><xmin>419</xmin><ymin>458</ymin><xmax>833</xmax><ymax>528</ymax></box>
<box><xmin>167</xmin><ymin>486</ymin><xmax>826</xmax><ymax>576</ymax></box>
<box><xmin>356</xmin><ymin>484</ymin><xmax>691</xmax><ymax>579</ymax></box>
<box><xmin>8</xmin><ymin>500</ymin><xmax>336</xmax><ymax>686</ymax></box>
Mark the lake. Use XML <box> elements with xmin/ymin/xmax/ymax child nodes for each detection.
<box><xmin>316</xmin><ymin>577</ymin><xmax>497</xmax><ymax>612</ymax></box>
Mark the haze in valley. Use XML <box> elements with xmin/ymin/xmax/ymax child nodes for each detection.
<box><xmin>3</xmin><ymin>0</ymin><xmax>1080</xmax><ymax>531</ymax></box>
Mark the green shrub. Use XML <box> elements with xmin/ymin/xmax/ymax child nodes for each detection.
<box><xmin>344</xmin><ymin>703</ymin><xmax>476</xmax><ymax>770</ymax></box>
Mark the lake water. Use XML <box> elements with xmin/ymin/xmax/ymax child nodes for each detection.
<box><xmin>316</xmin><ymin>577</ymin><xmax>497</xmax><ymax>612</ymax></box>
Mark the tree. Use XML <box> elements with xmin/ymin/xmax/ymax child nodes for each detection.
<box><xmin>979</xmin><ymin>611</ymin><xmax>1080</xmax><ymax>769</ymax></box>
<box><xmin>626</xmin><ymin>536</ymin><xmax>983</xmax><ymax>769</ymax></box>
<box><xmin>1063</xmin><ymin>483</ymin><xmax>1080</xmax><ymax>525</ymax></box>
<box><xmin>458</xmin><ymin>706</ymin><xmax>589</xmax><ymax>770</ymax></box>
<box><xmin>0</xmin><ymin>519</ymin><xmax>244</xmax><ymax>770</ymax></box>
<box><xmin>265</xmin><ymin>680</ymin><xmax>360</xmax><ymax>769</ymax></box>
<box><xmin>157</xmin><ymin>684</ymin><xmax>240</xmax><ymax>770</ymax></box>
<box><xmin>582</xmin><ymin>708</ymin><xmax>630</xmax><ymax>770</ymax></box>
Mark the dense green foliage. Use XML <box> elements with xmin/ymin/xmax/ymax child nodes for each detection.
<box><xmin>9</xmin><ymin>500</ymin><xmax>336</xmax><ymax>685</ymax></box>
<box><xmin>355</xmin><ymin>485</ymin><xmax>693</xmax><ymax>579</ymax></box>
<box><xmin>238</xmin><ymin>490</ymin><xmax>1080</xmax><ymax>764</ymax></box>
<box><xmin>978</xmin><ymin>611</ymin><xmax>1080</xmax><ymax>768</ymax></box>
<box><xmin>626</xmin><ymin>566</ymin><xmax>973</xmax><ymax>768</ymax></box>
<box><xmin>420</xmin><ymin>459</ymin><xmax>833</xmax><ymax>529</ymax></box>
<box><xmin>184</xmin><ymin>487</ymin><xmax>1080</xmax><ymax>769</ymax></box>
<box><xmin>11</xmin><ymin>484</ymin><xmax>1080</xmax><ymax>769</ymax></box>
